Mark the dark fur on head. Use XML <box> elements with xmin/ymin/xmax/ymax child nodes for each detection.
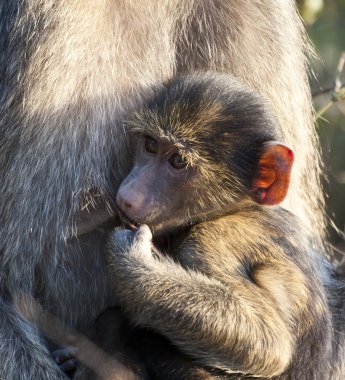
<box><xmin>127</xmin><ymin>73</ymin><xmax>279</xmax><ymax>211</ymax></box>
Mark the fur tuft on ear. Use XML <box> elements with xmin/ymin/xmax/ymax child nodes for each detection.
<box><xmin>252</xmin><ymin>142</ymin><xmax>294</xmax><ymax>205</ymax></box>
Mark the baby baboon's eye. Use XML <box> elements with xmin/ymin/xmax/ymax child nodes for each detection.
<box><xmin>144</xmin><ymin>137</ymin><xmax>158</xmax><ymax>154</ymax></box>
<box><xmin>169</xmin><ymin>153</ymin><xmax>187</xmax><ymax>169</ymax></box>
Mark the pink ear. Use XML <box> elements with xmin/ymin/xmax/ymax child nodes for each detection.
<box><xmin>252</xmin><ymin>142</ymin><xmax>294</xmax><ymax>205</ymax></box>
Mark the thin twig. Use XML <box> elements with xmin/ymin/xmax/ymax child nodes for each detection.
<box><xmin>315</xmin><ymin>52</ymin><xmax>345</xmax><ymax>120</ymax></box>
<box><xmin>312</xmin><ymin>82</ymin><xmax>344</xmax><ymax>97</ymax></box>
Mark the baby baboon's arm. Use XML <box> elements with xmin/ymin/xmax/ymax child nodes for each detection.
<box><xmin>107</xmin><ymin>225</ymin><xmax>295</xmax><ymax>377</ymax></box>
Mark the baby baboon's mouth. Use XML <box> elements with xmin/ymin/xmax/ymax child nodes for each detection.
<box><xmin>114</xmin><ymin>203</ymin><xmax>138</xmax><ymax>230</ymax></box>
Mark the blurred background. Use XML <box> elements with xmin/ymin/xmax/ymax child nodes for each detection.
<box><xmin>298</xmin><ymin>0</ymin><xmax>345</xmax><ymax>257</ymax></box>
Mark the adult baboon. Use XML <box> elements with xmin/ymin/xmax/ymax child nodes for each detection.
<box><xmin>0</xmin><ymin>1</ymin><xmax>327</xmax><ymax>378</ymax></box>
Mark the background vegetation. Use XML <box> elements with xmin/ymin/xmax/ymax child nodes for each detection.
<box><xmin>299</xmin><ymin>0</ymin><xmax>345</xmax><ymax>255</ymax></box>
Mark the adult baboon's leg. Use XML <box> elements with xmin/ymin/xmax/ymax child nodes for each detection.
<box><xmin>0</xmin><ymin>301</ymin><xmax>68</xmax><ymax>379</ymax></box>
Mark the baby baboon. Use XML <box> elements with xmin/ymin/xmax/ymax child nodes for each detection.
<box><xmin>103</xmin><ymin>73</ymin><xmax>344</xmax><ymax>379</ymax></box>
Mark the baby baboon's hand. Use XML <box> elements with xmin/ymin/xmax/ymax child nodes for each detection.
<box><xmin>131</xmin><ymin>225</ymin><xmax>153</xmax><ymax>261</ymax></box>
<box><xmin>108</xmin><ymin>225</ymin><xmax>154</xmax><ymax>264</ymax></box>
<box><xmin>109</xmin><ymin>227</ymin><xmax>136</xmax><ymax>253</ymax></box>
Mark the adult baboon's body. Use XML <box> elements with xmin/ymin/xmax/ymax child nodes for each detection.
<box><xmin>0</xmin><ymin>1</ymin><xmax>327</xmax><ymax>378</ymax></box>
